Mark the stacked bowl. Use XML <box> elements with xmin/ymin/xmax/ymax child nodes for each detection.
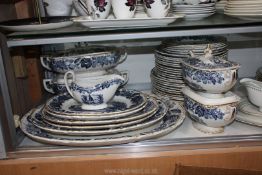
<box><xmin>172</xmin><ymin>0</ymin><xmax>216</xmax><ymax>20</ymax></box>
<box><xmin>224</xmin><ymin>0</ymin><xmax>262</xmax><ymax>20</ymax></box>
<box><xmin>41</xmin><ymin>46</ymin><xmax>128</xmax><ymax>94</ymax></box>
<box><xmin>151</xmin><ymin>36</ymin><xmax>228</xmax><ymax>102</ymax></box>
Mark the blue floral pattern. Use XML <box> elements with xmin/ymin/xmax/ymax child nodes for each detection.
<box><xmin>46</xmin><ymin>89</ymin><xmax>145</xmax><ymax>114</ymax></box>
<box><xmin>184</xmin><ymin>96</ymin><xmax>225</xmax><ymax>121</ymax></box>
<box><xmin>182</xmin><ymin>65</ymin><xmax>225</xmax><ymax>85</ymax></box>
<box><xmin>48</xmin><ymin>53</ymin><xmax>121</xmax><ymax>72</ymax></box>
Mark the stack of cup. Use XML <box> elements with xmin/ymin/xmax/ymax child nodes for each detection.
<box><xmin>85</xmin><ymin>0</ymin><xmax>171</xmax><ymax>19</ymax></box>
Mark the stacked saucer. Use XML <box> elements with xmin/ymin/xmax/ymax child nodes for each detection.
<box><xmin>224</xmin><ymin>0</ymin><xmax>262</xmax><ymax>20</ymax></box>
<box><xmin>172</xmin><ymin>2</ymin><xmax>216</xmax><ymax>20</ymax></box>
<box><xmin>237</xmin><ymin>99</ymin><xmax>262</xmax><ymax>127</ymax></box>
<box><xmin>151</xmin><ymin>36</ymin><xmax>228</xmax><ymax>101</ymax></box>
<box><xmin>20</xmin><ymin>89</ymin><xmax>186</xmax><ymax>146</ymax></box>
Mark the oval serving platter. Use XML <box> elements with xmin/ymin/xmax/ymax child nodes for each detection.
<box><xmin>44</xmin><ymin>89</ymin><xmax>147</xmax><ymax>120</ymax></box>
<box><xmin>20</xmin><ymin>100</ymin><xmax>186</xmax><ymax>146</ymax></box>
<box><xmin>29</xmin><ymin>100</ymin><xmax>167</xmax><ymax>136</ymax></box>
<box><xmin>42</xmin><ymin>98</ymin><xmax>159</xmax><ymax>128</ymax></box>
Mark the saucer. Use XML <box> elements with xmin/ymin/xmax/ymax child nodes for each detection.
<box><xmin>238</xmin><ymin>100</ymin><xmax>262</xmax><ymax>117</ymax></box>
<box><xmin>44</xmin><ymin>89</ymin><xmax>147</xmax><ymax>120</ymax></box>
<box><xmin>236</xmin><ymin>111</ymin><xmax>262</xmax><ymax>127</ymax></box>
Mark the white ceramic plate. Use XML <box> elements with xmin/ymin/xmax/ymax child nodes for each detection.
<box><xmin>30</xmin><ymin>100</ymin><xmax>166</xmax><ymax>136</ymax></box>
<box><xmin>236</xmin><ymin>111</ymin><xmax>262</xmax><ymax>127</ymax></box>
<box><xmin>43</xmin><ymin>98</ymin><xmax>159</xmax><ymax>126</ymax></box>
<box><xmin>0</xmin><ymin>17</ymin><xmax>73</xmax><ymax>32</ymax></box>
<box><xmin>20</xmin><ymin>100</ymin><xmax>186</xmax><ymax>146</ymax></box>
<box><xmin>73</xmin><ymin>14</ymin><xmax>184</xmax><ymax>28</ymax></box>
<box><xmin>238</xmin><ymin>100</ymin><xmax>262</xmax><ymax>117</ymax></box>
<box><xmin>44</xmin><ymin>89</ymin><xmax>147</xmax><ymax>120</ymax></box>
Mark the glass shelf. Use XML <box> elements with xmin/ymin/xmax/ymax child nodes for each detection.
<box><xmin>6</xmin><ymin>13</ymin><xmax>262</xmax><ymax>47</ymax></box>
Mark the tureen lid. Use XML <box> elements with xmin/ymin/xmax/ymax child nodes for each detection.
<box><xmin>180</xmin><ymin>45</ymin><xmax>240</xmax><ymax>70</ymax></box>
<box><xmin>182</xmin><ymin>87</ymin><xmax>241</xmax><ymax>106</ymax></box>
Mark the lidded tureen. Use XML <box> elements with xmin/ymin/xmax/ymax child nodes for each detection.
<box><xmin>181</xmin><ymin>45</ymin><xmax>240</xmax><ymax>95</ymax></box>
<box><xmin>181</xmin><ymin>45</ymin><xmax>241</xmax><ymax>133</ymax></box>
<box><xmin>182</xmin><ymin>87</ymin><xmax>240</xmax><ymax>133</ymax></box>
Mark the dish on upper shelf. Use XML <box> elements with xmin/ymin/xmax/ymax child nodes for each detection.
<box><xmin>0</xmin><ymin>16</ymin><xmax>73</xmax><ymax>32</ymax></box>
<box><xmin>72</xmin><ymin>14</ymin><xmax>184</xmax><ymax>29</ymax></box>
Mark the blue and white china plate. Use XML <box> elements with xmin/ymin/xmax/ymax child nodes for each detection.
<box><xmin>42</xmin><ymin>98</ymin><xmax>159</xmax><ymax>129</ymax></box>
<box><xmin>20</xmin><ymin>99</ymin><xmax>185</xmax><ymax>146</ymax></box>
<box><xmin>44</xmin><ymin>89</ymin><xmax>147</xmax><ymax>120</ymax></box>
<box><xmin>28</xmin><ymin>100</ymin><xmax>166</xmax><ymax>136</ymax></box>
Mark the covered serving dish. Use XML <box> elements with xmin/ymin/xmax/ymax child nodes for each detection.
<box><xmin>40</xmin><ymin>46</ymin><xmax>127</xmax><ymax>73</ymax></box>
<box><xmin>181</xmin><ymin>46</ymin><xmax>240</xmax><ymax>94</ymax></box>
<box><xmin>182</xmin><ymin>86</ymin><xmax>241</xmax><ymax>133</ymax></box>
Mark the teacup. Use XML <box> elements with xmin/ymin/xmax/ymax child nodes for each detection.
<box><xmin>44</xmin><ymin>0</ymin><xmax>73</xmax><ymax>16</ymax></box>
<box><xmin>64</xmin><ymin>71</ymin><xmax>125</xmax><ymax>110</ymax></box>
<box><xmin>111</xmin><ymin>0</ymin><xmax>137</xmax><ymax>19</ymax></box>
<box><xmin>144</xmin><ymin>0</ymin><xmax>171</xmax><ymax>18</ymax></box>
<box><xmin>86</xmin><ymin>0</ymin><xmax>111</xmax><ymax>19</ymax></box>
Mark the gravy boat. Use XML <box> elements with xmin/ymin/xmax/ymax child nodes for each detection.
<box><xmin>64</xmin><ymin>71</ymin><xmax>124</xmax><ymax>110</ymax></box>
<box><xmin>240</xmin><ymin>78</ymin><xmax>262</xmax><ymax>112</ymax></box>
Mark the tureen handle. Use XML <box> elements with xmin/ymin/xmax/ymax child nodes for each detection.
<box><xmin>118</xmin><ymin>47</ymin><xmax>128</xmax><ymax>65</ymax></box>
<box><xmin>43</xmin><ymin>79</ymin><xmax>54</xmax><ymax>94</ymax></box>
<box><xmin>119</xmin><ymin>70</ymin><xmax>129</xmax><ymax>86</ymax></box>
<box><xmin>64</xmin><ymin>71</ymin><xmax>75</xmax><ymax>98</ymax></box>
<box><xmin>40</xmin><ymin>56</ymin><xmax>51</xmax><ymax>70</ymax></box>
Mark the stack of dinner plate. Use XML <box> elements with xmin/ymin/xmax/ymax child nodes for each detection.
<box><xmin>172</xmin><ymin>2</ymin><xmax>216</xmax><ymax>20</ymax></box>
<box><xmin>20</xmin><ymin>89</ymin><xmax>186</xmax><ymax>146</ymax></box>
<box><xmin>224</xmin><ymin>0</ymin><xmax>262</xmax><ymax>20</ymax></box>
<box><xmin>151</xmin><ymin>36</ymin><xmax>228</xmax><ymax>101</ymax></box>
<box><xmin>216</xmin><ymin>0</ymin><xmax>227</xmax><ymax>13</ymax></box>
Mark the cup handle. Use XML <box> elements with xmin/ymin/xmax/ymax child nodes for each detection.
<box><xmin>43</xmin><ymin>79</ymin><xmax>54</xmax><ymax>94</ymax></box>
<box><xmin>120</xmin><ymin>70</ymin><xmax>129</xmax><ymax>86</ymax></box>
<box><xmin>118</xmin><ymin>47</ymin><xmax>128</xmax><ymax>65</ymax></box>
<box><xmin>40</xmin><ymin>56</ymin><xmax>51</xmax><ymax>70</ymax></box>
<box><xmin>64</xmin><ymin>71</ymin><xmax>75</xmax><ymax>97</ymax></box>
<box><xmin>165</xmin><ymin>0</ymin><xmax>171</xmax><ymax>9</ymax></box>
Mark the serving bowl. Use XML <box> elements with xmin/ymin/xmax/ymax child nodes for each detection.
<box><xmin>40</xmin><ymin>46</ymin><xmax>127</xmax><ymax>73</ymax></box>
<box><xmin>181</xmin><ymin>47</ymin><xmax>240</xmax><ymax>94</ymax></box>
<box><xmin>182</xmin><ymin>86</ymin><xmax>240</xmax><ymax>133</ymax></box>
<box><xmin>240</xmin><ymin>78</ymin><xmax>262</xmax><ymax>112</ymax></box>
<box><xmin>43</xmin><ymin>69</ymin><xmax>129</xmax><ymax>94</ymax></box>
<box><xmin>64</xmin><ymin>71</ymin><xmax>125</xmax><ymax>110</ymax></box>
